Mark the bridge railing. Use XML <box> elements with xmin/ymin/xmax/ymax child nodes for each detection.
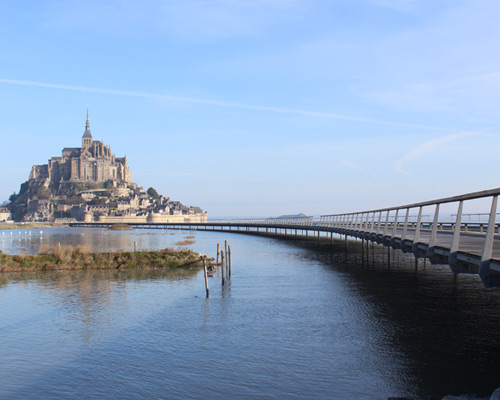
<box><xmin>320</xmin><ymin>187</ymin><xmax>500</xmax><ymax>286</ymax></box>
<box><xmin>319</xmin><ymin>188</ymin><xmax>500</xmax><ymax>236</ymax></box>
<box><xmin>207</xmin><ymin>216</ymin><xmax>315</xmax><ymax>226</ymax></box>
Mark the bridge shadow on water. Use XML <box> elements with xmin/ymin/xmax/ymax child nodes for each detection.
<box><xmin>264</xmin><ymin>234</ymin><xmax>500</xmax><ymax>399</ymax></box>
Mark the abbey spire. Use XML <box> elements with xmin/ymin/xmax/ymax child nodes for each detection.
<box><xmin>82</xmin><ymin>108</ymin><xmax>93</xmax><ymax>148</ymax></box>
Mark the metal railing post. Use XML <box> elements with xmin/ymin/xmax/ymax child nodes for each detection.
<box><xmin>369</xmin><ymin>212</ymin><xmax>376</xmax><ymax>235</ymax></box>
<box><xmin>412</xmin><ymin>206</ymin><xmax>423</xmax><ymax>253</ymax></box>
<box><xmin>383</xmin><ymin>210</ymin><xmax>390</xmax><ymax>237</ymax></box>
<box><xmin>449</xmin><ymin>201</ymin><xmax>463</xmax><ymax>266</ymax></box>
<box><xmin>376</xmin><ymin>211</ymin><xmax>382</xmax><ymax>235</ymax></box>
<box><xmin>479</xmin><ymin>195</ymin><xmax>498</xmax><ymax>287</ymax></box>
<box><xmin>392</xmin><ymin>209</ymin><xmax>399</xmax><ymax>238</ymax></box>
<box><xmin>426</xmin><ymin>204</ymin><xmax>440</xmax><ymax>258</ymax></box>
<box><xmin>400</xmin><ymin>208</ymin><xmax>409</xmax><ymax>248</ymax></box>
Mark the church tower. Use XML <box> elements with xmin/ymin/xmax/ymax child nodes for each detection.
<box><xmin>82</xmin><ymin>109</ymin><xmax>93</xmax><ymax>148</ymax></box>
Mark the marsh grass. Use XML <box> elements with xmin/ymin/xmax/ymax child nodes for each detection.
<box><xmin>0</xmin><ymin>246</ymin><xmax>204</xmax><ymax>273</ymax></box>
<box><xmin>175</xmin><ymin>239</ymin><xmax>196</xmax><ymax>246</ymax></box>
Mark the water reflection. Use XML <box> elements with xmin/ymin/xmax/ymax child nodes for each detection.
<box><xmin>277</xmin><ymin>237</ymin><xmax>500</xmax><ymax>399</ymax></box>
<box><xmin>0</xmin><ymin>227</ymin><xmax>187</xmax><ymax>255</ymax></box>
<box><xmin>1</xmin><ymin>268</ymin><xmax>199</xmax><ymax>347</ymax></box>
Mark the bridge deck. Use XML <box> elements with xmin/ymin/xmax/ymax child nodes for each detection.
<box><xmin>356</xmin><ymin>228</ymin><xmax>500</xmax><ymax>259</ymax></box>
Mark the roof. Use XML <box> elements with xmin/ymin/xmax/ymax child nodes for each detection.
<box><xmin>83</xmin><ymin>109</ymin><xmax>92</xmax><ymax>138</ymax></box>
<box><xmin>83</xmin><ymin>129</ymin><xmax>92</xmax><ymax>138</ymax></box>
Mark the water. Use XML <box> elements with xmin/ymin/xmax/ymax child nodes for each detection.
<box><xmin>1</xmin><ymin>228</ymin><xmax>500</xmax><ymax>399</ymax></box>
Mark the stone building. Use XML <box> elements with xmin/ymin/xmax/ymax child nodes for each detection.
<box><xmin>29</xmin><ymin>111</ymin><xmax>132</xmax><ymax>186</ymax></box>
<box><xmin>0</xmin><ymin>207</ymin><xmax>11</xmax><ymax>222</ymax></box>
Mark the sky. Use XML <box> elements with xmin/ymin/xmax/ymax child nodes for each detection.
<box><xmin>1</xmin><ymin>0</ymin><xmax>500</xmax><ymax>217</ymax></box>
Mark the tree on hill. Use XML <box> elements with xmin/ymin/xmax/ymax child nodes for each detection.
<box><xmin>36</xmin><ymin>186</ymin><xmax>52</xmax><ymax>200</ymax></box>
<box><xmin>147</xmin><ymin>187</ymin><xmax>159</xmax><ymax>199</ymax></box>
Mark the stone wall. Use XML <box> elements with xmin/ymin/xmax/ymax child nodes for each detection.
<box><xmin>97</xmin><ymin>212</ymin><xmax>208</xmax><ymax>224</ymax></box>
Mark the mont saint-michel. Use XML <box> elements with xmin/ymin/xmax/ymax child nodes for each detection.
<box><xmin>6</xmin><ymin>112</ymin><xmax>207</xmax><ymax>224</ymax></box>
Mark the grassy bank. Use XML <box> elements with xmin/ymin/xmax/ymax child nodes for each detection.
<box><xmin>0</xmin><ymin>246</ymin><xmax>206</xmax><ymax>272</ymax></box>
<box><xmin>0</xmin><ymin>222</ymin><xmax>55</xmax><ymax>230</ymax></box>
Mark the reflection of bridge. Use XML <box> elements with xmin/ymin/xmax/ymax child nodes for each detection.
<box><xmin>71</xmin><ymin>188</ymin><xmax>500</xmax><ymax>288</ymax></box>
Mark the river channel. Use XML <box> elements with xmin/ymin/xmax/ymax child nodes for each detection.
<box><xmin>1</xmin><ymin>227</ymin><xmax>500</xmax><ymax>399</ymax></box>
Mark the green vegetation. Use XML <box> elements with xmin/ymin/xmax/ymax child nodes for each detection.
<box><xmin>89</xmin><ymin>197</ymin><xmax>108</xmax><ymax>205</ymax></box>
<box><xmin>147</xmin><ymin>187</ymin><xmax>159</xmax><ymax>199</ymax></box>
<box><xmin>58</xmin><ymin>182</ymin><xmax>107</xmax><ymax>197</ymax></box>
<box><xmin>175</xmin><ymin>239</ymin><xmax>196</xmax><ymax>246</ymax></box>
<box><xmin>0</xmin><ymin>246</ymin><xmax>206</xmax><ymax>272</ymax></box>
<box><xmin>36</xmin><ymin>186</ymin><xmax>52</xmax><ymax>200</ymax></box>
<box><xmin>11</xmin><ymin>206</ymin><xmax>27</xmax><ymax>222</ymax></box>
<box><xmin>108</xmin><ymin>224</ymin><xmax>133</xmax><ymax>230</ymax></box>
<box><xmin>59</xmin><ymin>195</ymin><xmax>85</xmax><ymax>205</ymax></box>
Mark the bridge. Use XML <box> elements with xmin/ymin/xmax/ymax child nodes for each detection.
<box><xmin>71</xmin><ymin>188</ymin><xmax>500</xmax><ymax>288</ymax></box>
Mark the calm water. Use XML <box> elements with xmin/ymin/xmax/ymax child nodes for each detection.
<box><xmin>1</xmin><ymin>228</ymin><xmax>500</xmax><ymax>399</ymax></box>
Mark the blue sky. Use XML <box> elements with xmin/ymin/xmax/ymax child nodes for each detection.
<box><xmin>1</xmin><ymin>0</ymin><xmax>500</xmax><ymax>217</ymax></box>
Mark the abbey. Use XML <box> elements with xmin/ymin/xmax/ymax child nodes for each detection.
<box><xmin>7</xmin><ymin>111</ymin><xmax>207</xmax><ymax>223</ymax></box>
<box><xmin>29</xmin><ymin>111</ymin><xmax>132</xmax><ymax>186</ymax></box>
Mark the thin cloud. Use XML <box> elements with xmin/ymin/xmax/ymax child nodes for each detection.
<box><xmin>394</xmin><ymin>131</ymin><xmax>480</xmax><ymax>175</ymax></box>
<box><xmin>341</xmin><ymin>160</ymin><xmax>364</xmax><ymax>172</ymax></box>
<box><xmin>0</xmin><ymin>78</ymin><xmax>459</xmax><ymax>133</ymax></box>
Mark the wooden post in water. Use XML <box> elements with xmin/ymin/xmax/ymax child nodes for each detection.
<box><xmin>203</xmin><ymin>259</ymin><xmax>209</xmax><ymax>298</ymax></box>
<box><xmin>134</xmin><ymin>241</ymin><xmax>137</xmax><ymax>252</ymax></box>
<box><xmin>221</xmin><ymin>251</ymin><xmax>225</xmax><ymax>286</ymax></box>
<box><xmin>225</xmin><ymin>240</ymin><xmax>228</xmax><ymax>272</ymax></box>
<box><xmin>217</xmin><ymin>243</ymin><xmax>220</xmax><ymax>263</ymax></box>
<box><xmin>228</xmin><ymin>245</ymin><xmax>232</xmax><ymax>277</ymax></box>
